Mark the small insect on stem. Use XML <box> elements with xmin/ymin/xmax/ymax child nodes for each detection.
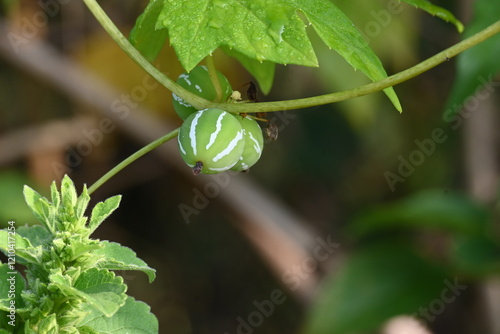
<box><xmin>265</xmin><ymin>122</ymin><xmax>278</xmax><ymax>141</ymax></box>
<box><xmin>236</xmin><ymin>82</ymin><xmax>259</xmax><ymax>102</ymax></box>
<box><xmin>193</xmin><ymin>161</ymin><xmax>203</xmax><ymax>176</ymax></box>
<box><xmin>246</xmin><ymin>81</ymin><xmax>258</xmax><ymax>102</ymax></box>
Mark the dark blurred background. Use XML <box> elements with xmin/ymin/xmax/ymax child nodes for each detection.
<box><xmin>1</xmin><ymin>0</ymin><xmax>499</xmax><ymax>333</ymax></box>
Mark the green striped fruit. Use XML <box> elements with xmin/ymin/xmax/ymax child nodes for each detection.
<box><xmin>172</xmin><ymin>66</ymin><xmax>233</xmax><ymax>120</ymax></box>
<box><xmin>231</xmin><ymin>116</ymin><xmax>264</xmax><ymax>172</ymax></box>
<box><xmin>178</xmin><ymin>109</ymin><xmax>244</xmax><ymax>175</ymax></box>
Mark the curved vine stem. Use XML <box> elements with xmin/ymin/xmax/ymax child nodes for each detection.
<box><xmin>211</xmin><ymin>20</ymin><xmax>500</xmax><ymax>113</ymax></box>
<box><xmin>83</xmin><ymin>0</ymin><xmax>500</xmax><ymax>114</ymax></box>
<box><xmin>88</xmin><ymin>128</ymin><xmax>179</xmax><ymax>195</ymax></box>
<box><xmin>80</xmin><ymin>0</ymin><xmax>500</xmax><ymax>192</ymax></box>
<box><xmin>82</xmin><ymin>0</ymin><xmax>210</xmax><ymax>110</ymax></box>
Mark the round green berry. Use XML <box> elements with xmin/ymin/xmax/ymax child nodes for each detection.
<box><xmin>178</xmin><ymin>109</ymin><xmax>245</xmax><ymax>175</ymax></box>
<box><xmin>172</xmin><ymin>66</ymin><xmax>233</xmax><ymax>120</ymax></box>
<box><xmin>230</xmin><ymin>116</ymin><xmax>264</xmax><ymax>172</ymax></box>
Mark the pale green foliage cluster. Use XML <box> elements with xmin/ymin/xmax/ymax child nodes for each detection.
<box><xmin>0</xmin><ymin>176</ymin><xmax>157</xmax><ymax>333</ymax></box>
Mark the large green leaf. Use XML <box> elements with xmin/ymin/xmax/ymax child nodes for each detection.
<box><xmin>302</xmin><ymin>242</ymin><xmax>448</xmax><ymax>334</ymax></box>
<box><xmin>401</xmin><ymin>0</ymin><xmax>463</xmax><ymax>32</ymax></box>
<box><xmin>289</xmin><ymin>0</ymin><xmax>401</xmax><ymax>111</ymax></box>
<box><xmin>222</xmin><ymin>46</ymin><xmax>276</xmax><ymax>95</ymax></box>
<box><xmin>50</xmin><ymin>268</ymin><xmax>127</xmax><ymax>317</ymax></box>
<box><xmin>93</xmin><ymin>241</ymin><xmax>156</xmax><ymax>283</ymax></box>
<box><xmin>157</xmin><ymin>0</ymin><xmax>318</xmax><ymax>69</ymax></box>
<box><xmin>444</xmin><ymin>0</ymin><xmax>500</xmax><ymax>119</ymax></box>
<box><xmin>157</xmin><ymin>0</ymin><xmax>401</xmax><ymax>110</ymax></box>
<box><xmin>348</xmin><ymin>190</ymin><xmax>489</xmax><ymax>237</ymax></box>
<box><xmin>79</xmin><ymin>296</ymin><xmax>158</xmax><ymax>334</ymax></box>
<box><xmin>16</xmin><ymin>225</ymin><xmax>53</xmax><ymax>248</ymax></box>
<box><xmin>129</xmin><ymin>0</ymin><xmax>169</xmax><ymax>62</ymax></box>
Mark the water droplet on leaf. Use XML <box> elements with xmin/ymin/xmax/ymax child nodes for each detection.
<box><xmin>268</xmin><ymin>23</ymin><xmax>285</xmax><ymax>44</ymax></box>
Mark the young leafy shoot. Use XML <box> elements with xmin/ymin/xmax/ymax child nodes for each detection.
<box><xmin>0</xmin><ymin>175</ymin><xmax>158</xmax><ymax>333</ymax></box>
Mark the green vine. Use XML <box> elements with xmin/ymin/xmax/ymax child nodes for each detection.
<box><xmin>79</xmin><ymin>0</ymin><xmax>500</xmax><ymax>188</ymax></box>
<box><xmin>88</xmin><ymin>128</ymin><xmax>179</xmax><ymax>195</ymax></box>
<box><xmin>205</xmin><ymin>55</ymin><xmax>224</xmax><ymax>103</ymax></box>
<box><xmin>83</xmin><ymin>0</ymin><xmax>500</xmax><ymax>113</ymax></box>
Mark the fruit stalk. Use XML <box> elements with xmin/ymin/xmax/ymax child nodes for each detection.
<box><xmin>88</xmin><ymin>128</ymin><xmax>179</xmax><ymax>194</ymax></box>
<box><xmin>205</xmin><ymin>56</ymin><xmax>224</xmax><ymax>103</ymax></box>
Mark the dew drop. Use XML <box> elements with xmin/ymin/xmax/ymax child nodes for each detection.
<box><xmin>208</xmin><ymin>18</ymin><xmax>222</xmax><ymax>29</ymax></box>
<box><xmin>268</xmin><ymin>24</ymin><xmax>285</xmax><ymax>44</ymax></box>
<box><xmin>255</xmin><ymin>53</ymin><xmax>266</xmax><ymax>62</ymax></box>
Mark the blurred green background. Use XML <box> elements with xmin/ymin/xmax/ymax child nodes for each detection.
<box><xmin>0</xmin><ymin>0</ymin><xmax>499</xmax><ymax>333</ymax></box>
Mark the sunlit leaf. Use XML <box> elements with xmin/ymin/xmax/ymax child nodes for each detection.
<box><xmin>129</xmin><ymin>0</ymin><xmax>169</xmax><ymax>62</ymax></box>
<box><xmin>157</xmin><ymin>0</ymin><xmax>401</xmax><ymax>110</ymax></box>
<box><xmin>88</xmin><ymin>195</ymin><xmax>122</xmax><ymax>235</ymax></box>
<box><xmin>79</xmin><ymin>296</ymin><xmax>158</xmax><ymax>334</ymax></box>
<box><xmin>157</xmin><ymin>0</ymin><xmax>317</xmax><ymax>70</ymax></box>
<box><xmin>51</xmin><ymin>268</ymin><xmax>127</xmax><ymax>317</ymax></box>
<box><xmin>93</xmin><ymin>241</ymin><xmax>156</xmax><ymax>283</ymax></box>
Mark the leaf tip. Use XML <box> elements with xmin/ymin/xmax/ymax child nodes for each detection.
<box><xmin>396</xmin><ymin>103</ymin><xmax>403</xmax><ymax>113</ymax></box>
